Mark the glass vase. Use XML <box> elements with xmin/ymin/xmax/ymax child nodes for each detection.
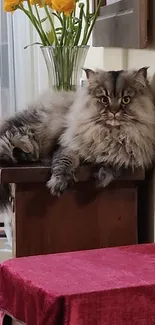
<box><xmin>41</xmin><ymin>46</ymin><xmax>89</xmax><ymax>91</ymax></box>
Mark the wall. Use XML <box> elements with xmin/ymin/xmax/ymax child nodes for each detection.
<box><xmin>103</xmin><ymin>47</ymin><xmax>155</xmax><ymax>242</ymax></box>
<box><xmin>103</xmin><ymin>48</ymin><xmax>155</xmax><ymax>75</ymax></box>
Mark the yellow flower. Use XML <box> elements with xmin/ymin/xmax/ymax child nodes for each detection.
<box><xmin>44</xmin><ymin>0</ymin><xmax>52</xmax><ymax>6</ymax></box>
<box><xmin>30</xmin><ymin>0</ymin><xmax>53</xmax><ymax>8</ymax></box>
<box><xmin>51</xmin><ymin>0</ymin><xmax>75</xmax><ymax>16</ymax></box>
<box><xmin>4</xmin><ymin>0</ymin><xmax>21</xmax><ymax>11</ymax></box>
<box><xmin>30</xmin><ymin>0</ymin><xmax>43</xmax><ymax>7</ymax></box>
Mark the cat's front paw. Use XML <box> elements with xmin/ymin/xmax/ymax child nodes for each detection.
<box><xmin>11</xmin><ymin>133</ymin><xmax>39</xmax><ymax>162</ymax></box>
<box><xmin>95</xmin><ymin>166</ymin><xmax>119</xmax><ymax>188</ymax></box>
<box><xmin>0</xmin><ymin>129</ymin><xmax>39</xmax><ymax>166</ymax></box>
<box><xmin>0</xmin><ymin>138</ymin><xmax>16</xmax><ymax>166</ymax></box>
<box><xmin>47</xmin><ymin>173</ymin><xmax>73</xmax><ymax>197</ymax></box>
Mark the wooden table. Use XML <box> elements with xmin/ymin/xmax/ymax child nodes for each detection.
<box><xmin>0</xmin><ymin>163</ymin><xmax>145</xmax><ymax>258</ymax></box>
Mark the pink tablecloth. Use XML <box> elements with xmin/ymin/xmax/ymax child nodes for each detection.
<box><xmin>1</xmin><ymin>245</ymin><xmax>155</xmax><ymax>325</ymax></box>
<box><xmin>0</xmin><ymin>312</ymin><xmax>3</xmax><ymax>325</ymax></box>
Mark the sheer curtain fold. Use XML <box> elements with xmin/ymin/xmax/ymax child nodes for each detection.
<box><xmin>1</xmin><ymin>3</ymin><xmax>49</xmax><ymax>117</ymax></box>
<box><xmin>12</xmin><ymin>9</ymin><xmax>48</xmax><ymax>111</ymax></box>
<box><xmin>0</xmin><ymin>0</ymin><xmax>16</xmax><ymax>117</ymax></box>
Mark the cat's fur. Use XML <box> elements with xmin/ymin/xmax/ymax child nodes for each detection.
<box><xmin>0</xmin><ymin>90</ymin><xmax>75</xmax><ymax>164</ymax></box>
<box><xmin>0</xmin><ymin>90</ymin><xmax>76</xmax><ymax>242</ymax></box>
<box><xmin>0</xmin><ymin>67</ymin><xmax>155</xmax><ymax>238</ymax></box>
<box><xmin>47</xmin><ymin>67</ymin><xmax>155</xmax><ymax>194</ymax></box>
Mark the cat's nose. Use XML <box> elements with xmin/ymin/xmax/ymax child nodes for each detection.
<box><xmin>109</xmin><ymin>106</ymin><xmax>120</xmax><ymax>115</ymax></box>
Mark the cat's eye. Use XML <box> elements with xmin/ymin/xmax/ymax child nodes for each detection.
<box><xmin>121</xmin><ymin>96</ymin><xmax>131</xmax><ymax>105</ymax></box>
<box><xmin>101</xmin><ymin>96</ymin><xmax>109</xmax><ymax>105</ymax></box>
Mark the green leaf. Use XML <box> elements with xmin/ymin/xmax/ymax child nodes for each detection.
<box><xmin>52</xmin><ymin>12</ymin><xmax>63</xmax><ymax>25</ymax></box>
<box><xmin>46</xmin><ymin>30</ymin><xmax>54</xmax><ymax>45</ymax></box>
<box><xmin>41</xmin><ymin>17</ymin><xmax>47</xmax><ymax>23</ymax></box>
<box><xmin>78</xmin><ymin>3</ymin><xmax>85</xmax><ymax>9</ymax></box>
<box><xmin>89</xmin><ymin>13</ymin><xmax>95</xmax><ymax>20</ymax></box>
<box><xmin>24</xmin><ymin>42</ymin><xmax>42</xmax><ymax>50</ymax></box>
<box><xmin>55</xmin><ymin>27</ymin><xmax>63</xmax><ymax>31</ymax></box>
<box><xmin>72</xmin><ymin>17</ymin><xmax>81</xmax><ymax>24</ymax></box>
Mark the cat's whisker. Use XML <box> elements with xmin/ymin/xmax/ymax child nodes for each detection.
<box><xmin>130</xmin><ymin>116</ymin><xmax>155</xmax><ymax>125</ymax></box>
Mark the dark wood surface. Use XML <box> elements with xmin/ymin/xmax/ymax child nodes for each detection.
<box><xmin>0</xmin><ymin>162</ymin><xmax>145</xmax><ymax>184</ymax></box>
<box><xmin>14</xmin><ymin>181</ymin><xmax>138</xmax><ymax>257</ymax></box>
<box><xmin>0</xmin><ymin>163</ymin><xmax>145</xmax><ymax>258</ymax></box>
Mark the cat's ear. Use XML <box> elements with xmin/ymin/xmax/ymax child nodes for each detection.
<box><xmin>83</xmin><ymin>68</ymin><xmax>95</xmax><ymax>80</ymax></box>
<box><xmin>134</xmin><ymin>67</ymin><xmax>149</xmax><ymax>86</ymax></box>
<box><xmin>136</xmin><ymin>66</ymin><xmax>149</xmax><ymax>79</ymax></box>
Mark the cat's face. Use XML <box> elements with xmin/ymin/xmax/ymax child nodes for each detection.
<box><xmin>84</xmin><ymin>67</ymin><xmax>154</xmax><ymax>127</ymax></box>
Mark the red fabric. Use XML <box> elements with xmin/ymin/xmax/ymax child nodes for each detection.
<box><xmin>0</xmin><ymin>311</ymin><xmax>4</xmax><ymax>325</ymax></box>
<box><xmin>1</xmin><ymin>245</ymin><xmax>155</xmax><ymax>325</ymax></box>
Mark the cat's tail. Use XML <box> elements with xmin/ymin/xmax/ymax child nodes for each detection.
<box><xmin>0</xmin><ymin>184</ymin><xmax>12</xmax><ymax>247</ymax></box>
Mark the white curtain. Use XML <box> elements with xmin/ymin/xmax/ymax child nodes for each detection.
<box><xmin>0</xmin><ymin>0</ymin><xmax>16</xmax><ymax>117</ymax></box>
<box><xmin>0</xmin><ymin>1</ymin><xmax>47</xmax><ymax>117</ymax></box>
<box><xmin>12</xmin><ymin>9</ymin><xmax>49</xmax><ymax>112</ymax></box>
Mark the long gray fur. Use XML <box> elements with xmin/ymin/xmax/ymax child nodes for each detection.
<box><xmin>0</xmin><ymin>67</ymin><xmax>155</xmax><ymax>222</ymax></box>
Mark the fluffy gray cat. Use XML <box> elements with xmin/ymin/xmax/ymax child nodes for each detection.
<box><xmin>0</xmin><ymin>67</ymin><xmax>155</xmax><ymax>241</ymax></box>
<box><xmin>48</xmin><ymin>67</ymin><xmax>155</xmax><ymax>195</ymax></box>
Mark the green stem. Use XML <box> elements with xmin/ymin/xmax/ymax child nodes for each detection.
<box><xmin>63</xmin><ymin>13</ymin><xmax>69</xmax><ymax>46</ymax></box>
<box><xmin>27</xmin><ymin>0</ymin><xmax>47</xmax><ymax>44</ymax></box>
<box><xmin>73</xmin><ymin>4</ymin><xmax>84</xmax><ymax>46</ymax></box>
<box><xmin>52</xmin><ymin>12</ymin><xmax>63</xmax><ymax>25</ymax></box>
<box><xmin>19</xmin><ymin>4</ymin><xmax>46</xmax><ymax>45</ymax></box>
<box><xmin>81</xmin><ymin>0</ymin><xmax>89</xmax><ymax>45</ymax></box>
<box><xmin>66</xmin><ymin>13</ymin><xmax>73</xmax><ymax>46</ymax></box>
<box><xmin>60</xmin><ymin>13</ymin><xmax>66</xmax><ymax>46</ymax></box>
<box><xmin>41</xmin><ymin>1</ymin><xmax>58</xmax><ymax>45</ymax></box>
<box><xmin>34</xmin><ymin>3</ymin><xmax>49</xmax><ymax>44</ymax></box>
<box><xmin>83</xmin><ymin>0</ymin><xmax>103</xmax><ymax>45</ymax></box>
